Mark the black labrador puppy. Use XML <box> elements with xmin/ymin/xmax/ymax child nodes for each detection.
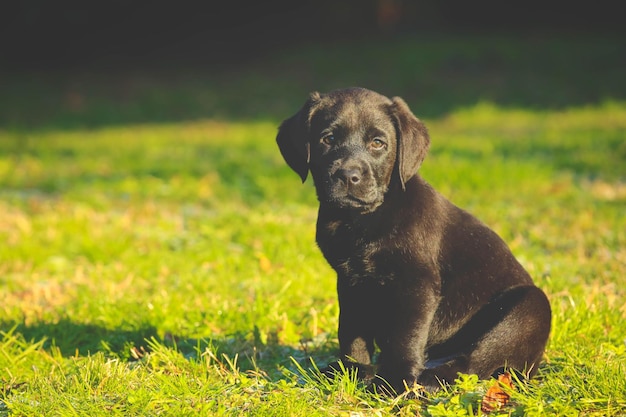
<box><xmin>276</xmin><ymin>87</ymin><xmax>551</xmax><ymax>394</ymax></box>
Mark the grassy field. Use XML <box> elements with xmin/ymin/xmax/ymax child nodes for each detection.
<box><xmin>1</xmin><ymin>36</ymin><xmax>626</xmax><ymax>416</ymax></box>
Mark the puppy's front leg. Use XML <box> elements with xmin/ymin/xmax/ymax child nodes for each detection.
<box><xmin>330</xmin><ymin>279</ymin><xmax>377</xmax><ymax>378</ymax></box>
<box><xmin>375</xmin><ymin>285</ymin><xmax>439</xmax><ymax>394</ymax></box>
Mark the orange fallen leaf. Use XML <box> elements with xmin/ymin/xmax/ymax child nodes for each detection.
<box><xmin>481</xmin><ymin>372</ymin><xmax>514</xmax><ymax>413</ymax></box>
<box><xmin>256</xmin><ymin>253</ymin><xmax>272</xmax><ymax>272</ymax></box>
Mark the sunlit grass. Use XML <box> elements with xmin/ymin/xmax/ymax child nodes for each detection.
<box><xmin>1</xmin><ymin>39</ymin><xmax>626</xmax><ymax>415</ymax></box>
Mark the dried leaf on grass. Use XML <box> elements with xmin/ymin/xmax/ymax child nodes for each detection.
<box><xmin>481</xmin><ymin>372</ymin><xmax>514</xmax><ymax>413</ymax></box>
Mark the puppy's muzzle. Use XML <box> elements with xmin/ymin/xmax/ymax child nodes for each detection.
<box><xmin>328</xmin><ymin>160</ymin><xmax>381</xmax><ymax>210</ymax></box>
<box><xmin>331</xmin><ymin>159</ymin><xmax>371</xmax><ymax>190</ymax></box>
<box><xmin>334</xmin><ymin>166</ymin><xmax>364</xmax><ymax>186</ymax></box>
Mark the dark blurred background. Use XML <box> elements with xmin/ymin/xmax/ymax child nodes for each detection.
<box><xmin>1</xmin><ymin>0</ymin><xmax>625</xmax><ymax>129</ymax></box>
<box><xmin>2</xmin><ymin>0</ymin><xmax>624</xmax><ymax>70</ymax></box>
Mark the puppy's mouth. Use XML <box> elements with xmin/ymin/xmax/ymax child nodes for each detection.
<box><xmin>326</xmin><ymin>191</ymin><xmax>384</xmax><ymax>213</ymax></box>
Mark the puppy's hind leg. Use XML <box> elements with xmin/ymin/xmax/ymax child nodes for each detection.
<box><xmin>467</xmin><ymin>285</ymin><xmax>551</xmax><ymax>379</ymax></box>
<box><xmin>419</xmin><ymin>285</ymin><xmax>551</xmax><ymax>390</ymax></box>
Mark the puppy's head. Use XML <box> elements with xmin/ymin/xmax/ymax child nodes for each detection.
<box><xmin>277</xmin><ymin>88</ymin><xmax>429</xmax><ymax>213</ymax></box>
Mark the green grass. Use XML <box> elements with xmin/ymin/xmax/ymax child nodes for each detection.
<box><xmin>1</xmin><ymin>35</ymin><xmax>626</xmax><ymax>416</ymax></box>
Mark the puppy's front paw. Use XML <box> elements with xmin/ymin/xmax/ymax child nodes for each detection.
<box><xmin>367</xmin><ymin>374</ymin><xmax>428</xmax><ymax>398</ymax></box>
<box><xmin>417</xmin><ymin>368</ymin><xmax>449</xmax><ymax>392</ymax></box>
<box><xmin>368</xmin><ymin>369</ymin><xmax>427</xmax><ymax>398</ymax></box>
<box><xmin>321</xmin><ymin>360</ymin><xmax>376</xmax><ymax>381</ymax></box>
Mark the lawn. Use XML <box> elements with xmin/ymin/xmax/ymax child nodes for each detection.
<box><xmin>1</xmin><ymin>36</ymin><xmax>625</xmax><ymax>416</ymax></box>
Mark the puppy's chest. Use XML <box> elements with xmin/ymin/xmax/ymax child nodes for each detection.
<box><xmin>318</xmin><ymin>224</ymin><xmax>398</xmax><ymax>285</ymax></box>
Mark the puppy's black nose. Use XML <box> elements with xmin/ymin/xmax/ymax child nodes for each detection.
<box><xmin>336</xmin><ymin>168</ymin><xmax>362</xmax><ymax>185</ymax></box>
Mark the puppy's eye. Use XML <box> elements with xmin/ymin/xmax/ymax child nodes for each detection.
<box><xmin>322</xmin><ymin>135</ymin><xmax>335</xmax><ymax>145</ymax></box>
<box><xmin>371</xmin><ymin>138</ymin><xmax>386</xmax><ymax>150</ymax></box>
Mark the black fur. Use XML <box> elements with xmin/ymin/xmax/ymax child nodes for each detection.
<box><xmin>277</xmin><ymin>87</ymin><xmax>551</xmax><ymax>394</ymax></box>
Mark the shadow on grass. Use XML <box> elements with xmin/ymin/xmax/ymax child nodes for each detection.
<box><xmin>159</xmin><ymin>329</ymin><xmax>340</xmax><ymax>381</ymax></box>
<box><xmin>2</xmin><ymin>319</ymin><xmax>159</xmax><ymax>358</ymax></box>
<box><xmin>2</xmin><ymin>318</ymin><xmax>338</xmax><ymax>381</ymax></box>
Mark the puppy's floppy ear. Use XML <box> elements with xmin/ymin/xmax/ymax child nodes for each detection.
<box><xmin>276</xmin><ymin>92</ymin><xmax>321</xmax><ymax>183</ymax></box>
<box><xmin>390</xmin><ymin>96</ymin><xmax>430</xmax><ymax>189</ymax></box>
